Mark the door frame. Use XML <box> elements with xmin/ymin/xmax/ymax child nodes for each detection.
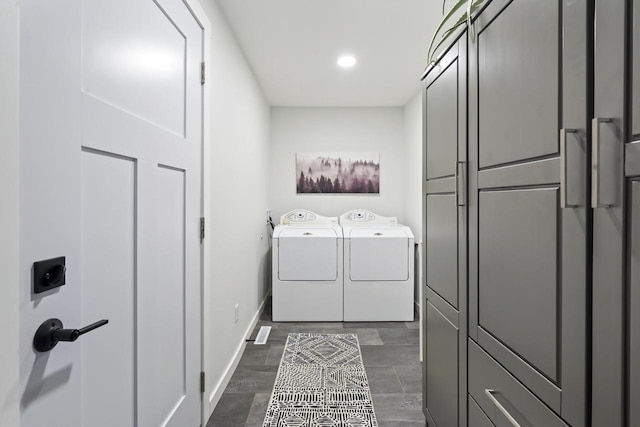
<box><xmin>0</xmin><ymin>0</ymin><xmax>20</xmax><ymax>425</ymax></box>
<box><xmin>179</xmin><ymin>0</ymin><xmax>212</xmax><ymax>424</ymax></box>
<box><xmin>158</xmin><ymin>2</ymin><xmax>213</xmax><ymax>424</ymax></box>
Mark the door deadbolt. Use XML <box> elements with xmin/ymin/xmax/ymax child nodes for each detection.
<box><xmin>33</xmin><ymin>256</ymin><xmax>66</xmax><ymax>294</ymax></box>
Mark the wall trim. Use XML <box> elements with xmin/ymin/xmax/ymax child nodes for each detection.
<box><xmin>179</xmin><ymin>1</ymin><xmax>212</xmax><ymax>425</ymax></box>
<box><xmin>207</xmin><ymin>292</ymin><xmax>270</xmax><ymax>414</ymax></box>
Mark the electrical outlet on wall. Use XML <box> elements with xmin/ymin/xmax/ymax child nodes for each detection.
<box><xmin>234</xmin><ymin>304</ymin><xmax>239</xmax><ymax>323</ymax></box>
<box><xmin>266</xmin><ymin>209</ymin><xmax>271</xmax><ymax>222</ymax></box>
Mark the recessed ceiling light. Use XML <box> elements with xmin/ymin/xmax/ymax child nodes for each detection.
<box><xmin>337</xmin><ymin>55</ymin><xmax>357</xmax><ymax>68</ymax></box>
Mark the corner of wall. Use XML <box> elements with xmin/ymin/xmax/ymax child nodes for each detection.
<box><xmin>402</xmin><ymin>91</ymin><xmax>424</xmax><ymax>310</ymax></box>
<box><xmin>402</xmin><ymin>90</ymin><xmax>424</xmax><ymax>241</ymax></box>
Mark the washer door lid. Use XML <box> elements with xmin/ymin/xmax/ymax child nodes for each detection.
<box><xmin>349</xmin><ymin>229</ymin><xmax>410</xmax><ymax>281</ymax></box>
<box><xmin>278</xmin><ymin>229</ymin><xmax>338</xmax><ymax>281</ymax></box>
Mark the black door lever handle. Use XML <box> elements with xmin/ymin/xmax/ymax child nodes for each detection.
<box><xmin>34</xmin><ymin>318</ymin><xmax>109</xmax><ymax>352</ymax></box>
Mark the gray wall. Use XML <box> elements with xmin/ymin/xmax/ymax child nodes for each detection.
<box><xmin>269</xmin><ymin>107</ymin><xmax>406</xmax><ymax>221</ymax></box>
<box><xmin>403</xmin><ymin>92</ymin><xmax>424</xmax><ymax>240</ymax></box>
<box><xmin>200</xmin><ymin>0</ymin><xmax>272</xmax><ymax>415</ymax></box>
<box><xmin>403</xmin><ymin>91</ymin><xmax>424</xmax><ymax>308</ymax></box>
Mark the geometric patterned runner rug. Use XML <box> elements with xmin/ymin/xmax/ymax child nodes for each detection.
<box><xmin>262</xmin><ymin>333</ymin><xmax>379</xmax><ymax>427</ymax></box>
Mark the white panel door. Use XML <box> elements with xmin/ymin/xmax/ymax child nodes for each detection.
<box><xmin>19</xmin><ymin>1</ymin><xmax>203</xmax><ymax>426</ymax></box>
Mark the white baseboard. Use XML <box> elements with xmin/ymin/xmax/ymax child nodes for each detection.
<box><xmin>207</xmin><ymin>292</ymin><xmax>270</xmax><ymax>414</ymax></box>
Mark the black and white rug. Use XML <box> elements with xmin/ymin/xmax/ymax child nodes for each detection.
<box><xmin>263</xmin><ymin>333</ymin><xmax>378</xmax><ymax>427</ymax></box>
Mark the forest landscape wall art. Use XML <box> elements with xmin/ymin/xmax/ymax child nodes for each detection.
<box><xmin>295</xmin><ymin>152</ymin><xmax>380</xmax><ymax>194</ymax></box>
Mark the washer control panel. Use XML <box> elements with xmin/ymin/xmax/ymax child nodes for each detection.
<box><xmin>286</xmin><ymin>211</ymin><xmax>316</xmax><ymax>222</ymax></box>
<box><xmin>339</xmin><ymin>210</ymin><xmax>397</xmax><ymax>225</ymax></box>
<box><xmin>280</xmin><ymin>210</ymin><xmax>338</xmax><ymax>224</ymax></box>
<box><xmin>348</xmin><ymin>211</ymin><xmax>376</xmax><ymax>222</ymax></box>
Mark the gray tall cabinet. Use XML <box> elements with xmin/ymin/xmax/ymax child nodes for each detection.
<box><xmin>422</xmin><ymin>0</ymin><xmax>598</xmax><ymax>425</ymax></box>
<box><xmin>592</xmin><ymin>1</ymin><xmax>640</xmax><ymax>426</ymax></box>
<box><xmin>423</xmin><ymin>33</ymin><xmax>468</xmax><ymax>427</ymax></box>
<box><xmin>467</xmin><ymin>0</ymin><xmax>589</xmax><ymax>425</ymax></box>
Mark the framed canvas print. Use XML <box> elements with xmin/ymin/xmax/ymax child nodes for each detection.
<box><xmin>295</xmin><ymin>152</ymin><xmax>380</xmax><ymax>194</ymax></box>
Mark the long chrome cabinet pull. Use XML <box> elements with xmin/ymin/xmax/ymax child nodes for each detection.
<box><xmin>592</xmin><ymin>117</ymin><xmax>613</xmax><ymax>208</ymax></box>
<box><xmin>455</xmin><ymin>160</ymin><xmax>465</xmax><ymax>207</ymax></box>
<box><xmin>560</xmin><ymin>128</ymin><xmax>578</xmax><ymax>208</ymax></box>
<box><xmin>484</xmin><ymin>389</ymin><xmax>522</xmax><ymax>427</ymax></box>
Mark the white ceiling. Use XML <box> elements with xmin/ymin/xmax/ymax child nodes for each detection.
<box><xmin>215</xmin><ymin>0</ymin><xmax>443</xmax><ymax>107</ymax></box>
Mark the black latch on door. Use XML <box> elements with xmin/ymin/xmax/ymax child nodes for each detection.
<box><xmin>33</xmin><ymin>256</ymin><xmax>66</xmax><ymax>293</ymax></box>
<box><xmin>33</xmin><ymin>318</ymin><xmax>109</xmax><ymax>352</ymax></box>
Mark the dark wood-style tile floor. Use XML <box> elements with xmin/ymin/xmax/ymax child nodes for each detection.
<box><xmin>206</xmin><ymin>306</ymin><xmax>424</xmax><ymax>427</ymax></box>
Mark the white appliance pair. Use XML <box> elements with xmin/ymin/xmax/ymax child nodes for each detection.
<box><xmin>271</xmin><ymin>209</ymin><xmax>414</xmax><ymax>322</ymax></box>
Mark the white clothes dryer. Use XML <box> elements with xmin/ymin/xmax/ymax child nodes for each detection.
<box><xmin>340</xmin><ymin>210</ymin><xmax>414</xmax><ymax>321</ymax></box>
<box><xmin>272</xmin><ymin>210</ymin><xmax>344</xmax><ymax>321</ymax></box>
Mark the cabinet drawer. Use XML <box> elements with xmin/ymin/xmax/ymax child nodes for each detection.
<box><xmin>469</xmin><ymin>340</ymin><xmax>568</xmax><ymax>427</ymax></box>
<box><xmin>469</xmin><ymin>395</ymin><xmax>495</xmax><ymax>427</ymax></box>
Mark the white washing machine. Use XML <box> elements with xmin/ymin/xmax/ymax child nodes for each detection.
<box><xmin>272</xmin><ymin>209</ymin><xmax>344</xmax><ymax>322</ymax></box>
<box><xmin>340</xmin><ymin>210</ymin><xmax>414</xmax><ymax>321</ymax></box>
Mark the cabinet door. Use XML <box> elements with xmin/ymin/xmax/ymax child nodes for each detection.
<box><xmin>468</xmin><ymin>0</ymin><xmax>589</xmax><ymax>425</ymax></box>
<box><xmin>423</xmin><ymin>34</ymin><xmax>467</xmax><ymax>427</ymax></box>
<box><xmin>630</xmin><ymin>180</ymin><xmax>640</xmax><ymax>427</ymax></box>
<box><xmin>593</xmin><ymin>1</ymin><xmax>640</xmax><ymax>425</ymax></box>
